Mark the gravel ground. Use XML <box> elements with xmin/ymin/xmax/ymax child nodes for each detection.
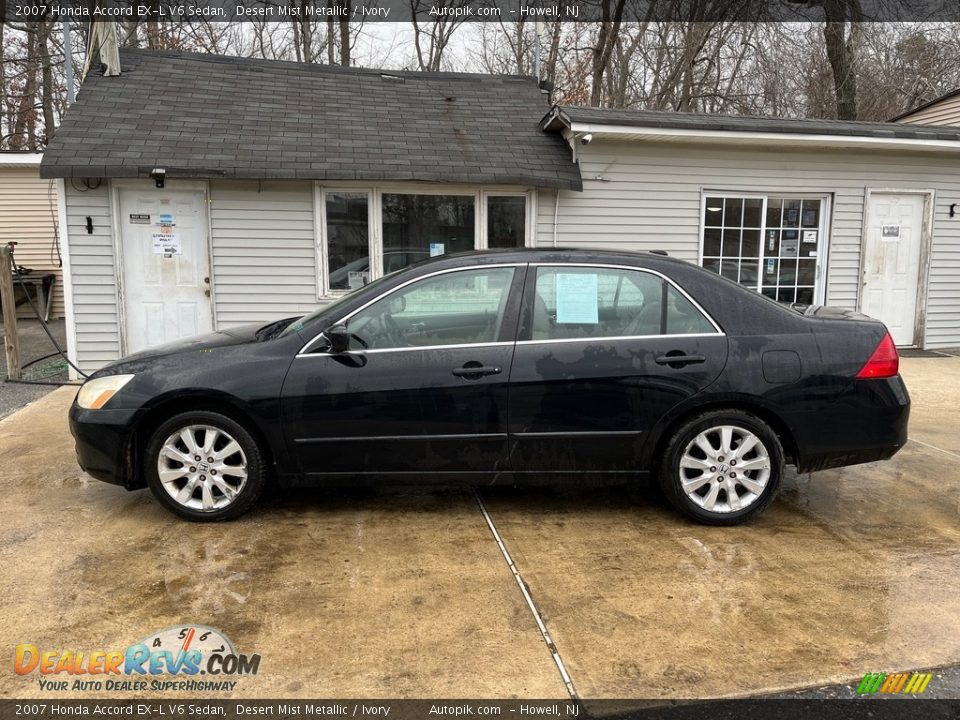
<box><xmin>0</xmin><ymin>318</ymin><xmax>74</xmax><ymax>419</ymax></box>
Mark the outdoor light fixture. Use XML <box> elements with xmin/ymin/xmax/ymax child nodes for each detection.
<box><xmin>150</xmin><ymin>167</ymin><xmax>166</xmax><ymax>188</ymax></box>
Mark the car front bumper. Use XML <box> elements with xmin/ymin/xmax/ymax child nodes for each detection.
<box><xmin>69</xmin><ymin>401</ymin><xmax>140</xmax><ymax>488</ymax></box>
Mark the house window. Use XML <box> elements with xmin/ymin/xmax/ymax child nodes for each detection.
<box><xmin>325</xmin><ymin>192</ymin><xmax>370</xmax><ymax>291</ymax></box>
<box><xmin>701</xmin><ymin>194</ymin><xmax>827</xmax><ymax>306</ymax></box>
<box><xmin>317</xmin><ymin>185</ymin><xmax>533</xmax><ymax>298</ymax></box>
<box><xmin>487</xmin><ymin>196</ymin><xmax>527</xmax><ymax>249</ymax></box>
<box><xmin>381</xmin><ymin>194</ymin><xmax>475</xmax><ymax>273</ymax></box>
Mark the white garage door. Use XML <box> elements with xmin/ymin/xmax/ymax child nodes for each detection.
<box><xmin>119</xmin><ymin>185</ymin><xmax>213</xmax><ymax>354</ymax></box>
<box><xmin>861</xmin><ymin>192</ymin><xmax>928</xmax><ymax>347</ymax></box>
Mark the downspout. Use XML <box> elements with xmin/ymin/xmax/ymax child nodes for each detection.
<box><xmin>553</xmin><ymin>188</ymin><xmax>560</xmax><ymax>247</ymax></box>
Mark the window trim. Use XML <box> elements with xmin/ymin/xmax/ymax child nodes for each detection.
<box><xmin>480</xmin><ymin>190</ymin><xmax>535</xmax><ymax>251</ymax></box>
<box><xmin>698</xmin><ymin>190</ymin><xmax>832</xmax><ymax>305</ymax></box>
<box><xmin>315</xmin><ymin>186</ymin><xmax>375</xmax><ymax>298</ymax></box>
<box><xmin>517</xmin><ymin>262</ymin><xmax>724</xmax><ymax>343</ymax></box>
<box><xmin>298</xmin><ymin>263</ymin><xmax>526</xmax><ymax>356</ymax></box>
<box><xmin>314</xmin><ymin>183</ymin><xmax>535</xmax><ymax>300</ymax></box>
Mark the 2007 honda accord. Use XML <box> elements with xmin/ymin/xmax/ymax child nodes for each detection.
<box><xmin>69</xmin><ymin>249</ymin><xmax>909</xmax><ymax>525</ymax></box>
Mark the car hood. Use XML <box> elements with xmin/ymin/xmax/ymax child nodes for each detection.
<box><xmin>129</xmin><ymin>323</ymin><xmax>264</xmax><ymax>360</ymax></box>
<box><xmin>95</xmin><ymin>323</ymin><xmax>269</xmax><ymax>376</ymax></box>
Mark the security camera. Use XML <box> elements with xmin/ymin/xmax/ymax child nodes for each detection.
<box><xmin>150</xmin><ymin>167</ymin><xmax>166</xmax><ymax>189</ymax></box>
<box><xmin>580</xmin><ymin>133</ymin><xmax>593</xmax><ymax>145</ymax></box>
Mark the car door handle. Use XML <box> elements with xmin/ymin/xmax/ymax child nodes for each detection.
<box><xmin>452</xmin><ymin>364</ymin><xmax>502</xmax><ymax>379</ymax></box>
<box><xmin>655</xmin><ymin>353</ymin><xmax>706</xmax><ymax>368</ymax></box>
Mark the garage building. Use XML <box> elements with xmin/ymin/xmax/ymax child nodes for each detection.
<box><xmin>41</xmin><ymin>49</ymin><xmax>960</xmax><ymax>375</ymax></box>
<box><xmin>541</xmin><ymin>106</ymin><xmax>960</xmax><ymax>350</ymax></box>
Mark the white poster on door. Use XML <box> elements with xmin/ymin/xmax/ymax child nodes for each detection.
<box><xmin>152</xmin><ymin>232</ymin><xmax>182</xmax><ymax>256</ymax></box>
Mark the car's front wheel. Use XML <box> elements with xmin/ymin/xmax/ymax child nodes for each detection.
<box><xmin>145</xmin><ymin>411</ymin><xmax>265</xmax><ymax>521</ymax></box>
<box><xmin>659</xmin><ymin>410</ymin><xmax>784</xmax><ymax>525</ymax></box>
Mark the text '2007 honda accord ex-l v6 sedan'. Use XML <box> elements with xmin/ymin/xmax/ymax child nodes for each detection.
<box><xmin>69</xmin><ymin>249</ymin><xmax>909</xmax><ymax>525</ymax></box>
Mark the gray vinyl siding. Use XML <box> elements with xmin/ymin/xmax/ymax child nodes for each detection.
<box><xmin>209</xmin><ymin>180</ymin><xmax>319</xmax><ymax>328</ymax></box>
<box><xmin>63</xmin><ymin>181</ymin><xmax>121</xmax><ymax>372</ymax></box>
<box><xmin>898</xmin><ymin>94</ymin><xmax>960</xmax><ymax>127</ymax></box>
<box><xmin>537</xmin><ymin>141</ymin><xmax>960</xmax><ymax>348</ymax></box>
<box><xmin>0</xmin><ymin>167</ymin><xmax>64</xmax><ymax>319</ymax></box>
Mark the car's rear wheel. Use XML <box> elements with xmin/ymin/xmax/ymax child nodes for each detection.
<box><xmin>659</xmin><ymin>410</ymin><xmax>784</xmax><ymax>525</ymax></box>
<box><xmin>145</xmin><ymin>411</ymin><xmax>265</xmax><ymax>521</ymax></box>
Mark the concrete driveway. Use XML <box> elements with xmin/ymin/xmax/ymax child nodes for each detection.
<box><xmin>1</xmin><ymin>356</ymin><xmax>958</xmax><ymax>700</ymax></box>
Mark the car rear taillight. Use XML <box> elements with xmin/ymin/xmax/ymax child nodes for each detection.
<box><xmin>856</xmin><ymin>332</ymin><xmax>899</xmax><ymax>379</ymax></box>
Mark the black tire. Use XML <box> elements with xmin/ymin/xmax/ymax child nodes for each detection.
<box><xmin>658</xmin><ymin>409</ymin><xmax>784</xmax><ymax>526</ymax></box>
<box><xmin>145</xmin><ymin>410</ymin><xmax>265</xmax><ymax>521</ymax></box>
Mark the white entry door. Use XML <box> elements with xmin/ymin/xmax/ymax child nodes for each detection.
<box><xmin>119</xmin><ymin>185</ymin><xmax>213</xmax><ymax>354</ymax></box>
<box><xmin>861</xmin><ymin>192</ymin><xmax>928</xmax><ymax>346</ymax></box>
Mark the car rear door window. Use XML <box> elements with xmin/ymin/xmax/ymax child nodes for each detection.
<box><xmin>346</xmin><ymin>267</ymin><xmax>516</xmax><ymax>350</ymax></box>
<box><xmin>531</xmin><ymin>266</ymin><xmax>716</xmax><ymax>340</ymax></box>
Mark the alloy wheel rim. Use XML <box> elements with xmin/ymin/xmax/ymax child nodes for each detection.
<box><xmin>679</xmin><ymin>424</ymin><xmax>771</xmax><ymax>514</ymax></box>
<box><xmin>157</xmin><ymin>425</ymin><xmax>248</xmax><ymax>512</ymax></box>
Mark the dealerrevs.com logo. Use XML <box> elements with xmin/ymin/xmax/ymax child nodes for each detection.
<box><xmin>13</xmin><ymin>625</ymin><xmax>261</xmax><ymax>693</ymax></box>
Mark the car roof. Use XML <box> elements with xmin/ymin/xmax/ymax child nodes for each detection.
<box><xmin>413</xmin><ymin>247</ymin><xmax>687</xmax><ymax>269</ymax></box>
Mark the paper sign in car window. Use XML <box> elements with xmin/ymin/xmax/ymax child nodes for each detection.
<box><xmin>555</xmin><ymin>273</ymin><xmax>599</xmax><ymax>324</ymax></box>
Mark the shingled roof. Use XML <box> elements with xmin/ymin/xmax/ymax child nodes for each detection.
<box><xmin>41</xmin><ymin>49</ymin><xmax>583</xmax><ymax>190</ymax></box>
<box><xmin>543</xmin><ymin>104</ymin><xmax>960</xmax><ymax>142</ymax></box>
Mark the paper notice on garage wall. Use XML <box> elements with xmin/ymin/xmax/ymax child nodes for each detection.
<box><xmin>152</xmin><ymin>232</ymin><xmax>181</xmax><ymax>256</ymax></box>
<box><xmin>556</xmin><ymin>273</ymin><xmax>599</xmax><ymax>324</ymax></box>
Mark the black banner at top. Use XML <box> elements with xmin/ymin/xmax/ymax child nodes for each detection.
<box><xmin>3</xmin><ymin>0</ymin><xmax>960</xmax><ymax>23</ymax></box>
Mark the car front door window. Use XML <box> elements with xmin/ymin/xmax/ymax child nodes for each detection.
<box><xmin>345</xmin><ymin>267</ymin><xmax>517</xmax><ymax>350</ymax></box>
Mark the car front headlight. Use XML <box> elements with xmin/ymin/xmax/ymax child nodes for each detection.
<box><xmin>76</xmin><ymin>374</ymin><xmax>135</xmax><ymax>410</ymax></box>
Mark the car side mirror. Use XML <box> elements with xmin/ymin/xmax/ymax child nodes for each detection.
<box><xmin>325</xmin><ymin>324</ymin><xmax>351</xmax><ymax>353</ymax></box>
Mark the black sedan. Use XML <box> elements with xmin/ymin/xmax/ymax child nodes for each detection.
<box><xmin>69</xmin><ymin>249</ymin><xmax>909</xmax><ymax>525</ymax></box>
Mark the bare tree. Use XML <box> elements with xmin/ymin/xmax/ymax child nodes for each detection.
<box><xmin>5</xmin><ymin>19</ymin><xmax>960</xmax><ymax>151</ymax></box>
<box><xmin>589</xmin><ymin>0</ymin><xmax>628</xmax><ymax>105</ymax></box>
<box><xmin>817</xmin><ymin>0</ymin><xmax>863</xmax><ymax>119</ymax></box>
<box><xmin>409</xmin><ymin>1</ymin><xmax>469</xmax><ymax>72</ymax></box>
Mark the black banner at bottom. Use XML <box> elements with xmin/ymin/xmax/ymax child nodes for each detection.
<box><xmin>1</xmin><ymin>700</ymin><xmax>958</xmax><ymax>720</ymax></box>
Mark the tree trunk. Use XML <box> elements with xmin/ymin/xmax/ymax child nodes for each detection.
<box><xmin>823</xmin><ymin>21</ymin><xmax>857</xmax><ymax>119</ymax></box>
<box><xmin>339</xmin><ymin>16</ymin><xmax>350</xmax><ymax>65</ymax></box>
<box><xmin>39</xmin><ymin>23</ymin><xmax>56</xmax><ymax>144</ymax></box>
<box><xmin>821</xmin><ymin>0</ymin><xmax>862</xmax><ymax>120</ymax></box>
<box><xmin>589</xmin><ymin>0</ymin><xmax>627</xmax><ymax>106</ymax></box>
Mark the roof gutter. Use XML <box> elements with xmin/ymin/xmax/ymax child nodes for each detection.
<box><xmin>563</xmin><ymin>120</ymin><xmax>960</xmax><ymax>154</ymax></box>
<box><xmin>0</xmin><ymin>152</ymin><xmax>43</xmax><ymax>167</ymax></box>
